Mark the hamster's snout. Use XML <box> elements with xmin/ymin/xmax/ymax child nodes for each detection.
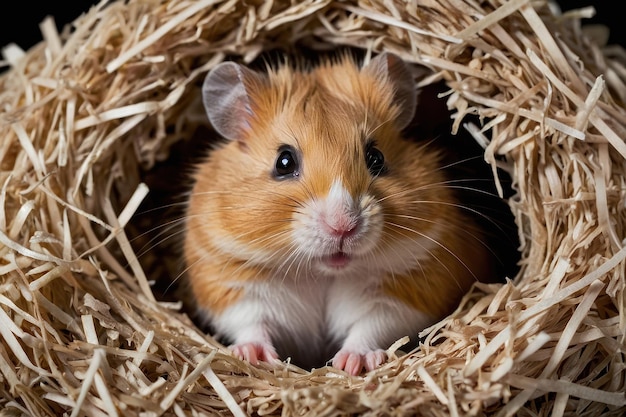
<box><xmin>317</xmin><ymin>180</ymin><xmax>365</xmax><ymax>243</ymax></box>
<box><xmin>293</xmin><ymin>179</ymin><xmax>382</xmax><ymax>272</ymax></box>
<box><xmin>320</xmin><ymin>208</ymin><xmax>361</xmax><ymax>239</ymax></box>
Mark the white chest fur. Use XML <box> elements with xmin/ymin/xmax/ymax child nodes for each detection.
<box><xmin>212</xmin><ymin>270</ymin><xmax>434</xmax><ymax>369</ymax></box>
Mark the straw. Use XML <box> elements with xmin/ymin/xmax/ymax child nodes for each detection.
<box><xmin>1</xmin><ymin>0</ymin><xmax>625</xmax><ymax>415</ymax></box>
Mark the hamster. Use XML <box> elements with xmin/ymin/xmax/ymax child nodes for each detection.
<box><xmin>183</xmin><ymin>52</ymin><xmax>496</xmax><ymax>376</ymax></box>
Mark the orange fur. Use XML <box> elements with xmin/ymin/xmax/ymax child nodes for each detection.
<box><xmin>185</xmin><ymin>53</ymin><xmax>493</xmax><ymax>333</ymax></box>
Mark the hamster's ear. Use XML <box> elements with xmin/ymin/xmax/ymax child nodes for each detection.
<box><xmin>202</xmin><ymin>62</ymin><xmax>262</xmax><ymax>141</ymax></box>
<box><xmin>364</xmin><ymin>53</ymin><xmax>417</xmax><ymax>130</ymax></box>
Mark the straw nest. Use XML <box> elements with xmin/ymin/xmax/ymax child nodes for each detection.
<box><xmin>1</xmin><ymin>0</ymin><xmax>625</xmax><ymax>416</ymax></box>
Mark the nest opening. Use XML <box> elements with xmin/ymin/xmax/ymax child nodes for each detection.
<box><xmin>129</xmin><ymin>45</ymin><xmax>523</xmax><ymax>331</ymax></box>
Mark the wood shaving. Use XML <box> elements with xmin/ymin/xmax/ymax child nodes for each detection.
<box><xmin>0</xmin><ymin>0</ymin><xmax>625</xmax><ymax>416</ymax></box>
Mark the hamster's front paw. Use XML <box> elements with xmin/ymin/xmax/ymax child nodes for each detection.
<box><xmin>332</xmin><ymin>348</ymin><xmax>387</xmax><ymax>376</ymax></box>
<box><xmin>230</xmin><ymin>342</ymin><xmax>279</xmax><ymax>366</ymax></box>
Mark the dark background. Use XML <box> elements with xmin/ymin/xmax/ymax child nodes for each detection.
<box><xmin>0</xmin><ymin>2</ymin><xmax>624</xmax><ymax>54</ymax></box>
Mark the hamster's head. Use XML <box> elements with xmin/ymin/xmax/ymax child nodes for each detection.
<box><xmin>198</xmin><ymin>53</ymin><xmax>451</xmax><ymax>277</ymax></box>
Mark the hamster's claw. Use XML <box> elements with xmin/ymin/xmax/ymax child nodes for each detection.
<box><xmin>332</xmin><ymin>349</ymin><xmax>387</xmax><ymax>376</ymax></box>
<box><xmin>230</xmin><ymin>342</ymin><xmax>279</xmax><ymax>366</ymax></box>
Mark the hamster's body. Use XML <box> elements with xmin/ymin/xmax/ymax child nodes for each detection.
<box><xmin>184</xmin><ymin>53</ymin><xmax>495</xmax><ymax>375</ymax></box>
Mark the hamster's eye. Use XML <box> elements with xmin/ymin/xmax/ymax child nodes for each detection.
<box><xmin>274</xmin><ymin>146</ymin><xmax>299</xmax><ymax>179</ymax></box>
<box><xmin>365</xmin><ymin>143</ymin><xmax>386</xmax><ymax>176</ymax></box>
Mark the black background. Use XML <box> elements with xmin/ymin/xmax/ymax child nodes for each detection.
<box><xmin>0</xmin><ymin>2</ymin><xmax>624</xmax><ymax>53</ymax></box>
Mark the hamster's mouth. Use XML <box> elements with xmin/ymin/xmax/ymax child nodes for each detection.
<box><xmin>320</xmin><ymin>251</ymin><xmax>352</xmax><ymax>269</ymax></box>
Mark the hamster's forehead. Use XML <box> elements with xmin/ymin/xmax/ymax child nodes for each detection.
<box><xmin>252</xmin><ymin>58</ymin><xmax>396</xmax><ymax>124</ymax></box>
<box><xmin>259</xmin><ymin>81</ymin><xmax>383</xmax><ymax>171</ymax></box>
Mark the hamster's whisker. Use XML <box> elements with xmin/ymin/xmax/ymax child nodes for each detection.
<box><xmin>403</xmin><ymin>199</ymin><xmax>511</xmax><ymax>233</ymax></box>
<box><xmin>144</xmin><ymin>206</ymin><xmax>298</xmax><ymax>242</ymax></box>
<box><xmin>133</xmin><ymin>200</ymin><xmax>189</xmax><ymax>217</ymax></box>
<box><xmin>180</xmin><ymin>218</ymin><xmax>295</xmax><ymax>271</ymax></box>
<box><xmin>129</xmin><ymin>213</ymin><xmax>190</xmax><ymax>241</ymax></box>
<box><xmin>229</xmin><ymin>225</ymin><xmax>294</xmax><ymax>252</ymax></box>
<box><xmin>275</xmin><ymin>245</ymin><xmax>309</xmax><ymax>284</ymax></box>
<box><xmin>393</xmin><ymin>207</ymin><xmax>516</xmax><ymax>241</ymax></box>
<box><xmin>432</xmin><ymin>154</ymin><xmax>485</xmax><ymax>172</ymax></box>
<box><xmin>387</xmin><ymin>213</ymin><xmax>500</xmax><ymax>262</ymax></box>
<box><xmin>293</xmin><ymin>247</ymin><xmax>315</xmax><ymax>282</ymax></box>
<box><xmin>373</xmin><ymin>238</ymin><xmax>420</xmax><ymax>283</ymax></box>
<box><xmin>365</xmin><ymin>115</ymin><xmax>393</xmax><ymax>139</ymax></box>
<box><xmin>374</xmin><ymin>179</ymin><xmax>502</xmax><ymax>204</ymax></box>
<box><xmin>133</xmin><ymin>224</ymin><xmax>187</xmax><ymax>261</ymax></box>
<box><xmin>295</xmin><ymin>179</ymin><xmax>319</xmax><ymax>206</ymax></box>
<box><xmin>188</xmin><ymin>190</ymin><xmax>305</xmax><ymax>210</ymax></box>
<box><xmin>244</xmin><ymin>231</ymin><xmax>298</xmax><ymax>280</ymax></box>
<box><xmin>376</xmin><ymin>227</ymin><xmax>437</xmax><ymax>293</ymax></box>
<box><xmin>219</xmin><ymin>231</ymin><xmax>296</xmax><ymax>280</ymax></box>
<box><xmin>179</xmin><ymin>224</ymin><xmax>296</xmax><ymax>285</ymax></box>
<box><xmin>415</xmin><ymin>183</ymin><xmax>503</xmax><ymax>198</ymax></box>
<box><xmin>168</xmin><ymin>247</ymin><xmax>212</xmax><ymax>294</ymax></box>
<box><xmin>385</xmin><ymin>220</ymin><xmax>476</xmax><ymax>285</ymax></box>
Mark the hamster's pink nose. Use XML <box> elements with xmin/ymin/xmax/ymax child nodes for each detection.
<box><xmin>330</xmin><ymin>225</ymin><xmax>357</xmax><ymax>238</ymax></box>
<box><xmin>323</xmin><ymin>216</ymin><xmax>360</xmax><ymax>238</ymax></box>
